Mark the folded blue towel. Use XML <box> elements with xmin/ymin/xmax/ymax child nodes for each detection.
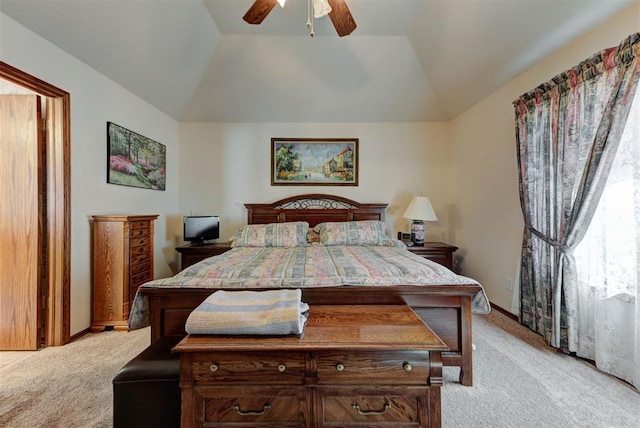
<box><xmin>185</xmin><ymin>289</ymin><xmax>309</xmax><ymax>335</ymax></box>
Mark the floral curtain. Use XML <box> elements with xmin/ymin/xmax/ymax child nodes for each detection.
<box><xmin>514</xmin><ymin>33</ymin><xmax>640</xmax><ymax>352</ymax></box>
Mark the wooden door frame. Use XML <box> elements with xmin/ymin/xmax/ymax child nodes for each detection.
<box><xmin>0</xmin><ymin>61</ymin><xmax>71</xmax><ymax>346</ymax></box>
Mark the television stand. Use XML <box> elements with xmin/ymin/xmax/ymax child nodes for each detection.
<box><xmin>175</xmin><ymin>242</ymin><xmax>232</xmax><ymax>270</ymax></box>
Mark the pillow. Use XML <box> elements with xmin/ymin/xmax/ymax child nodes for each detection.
<box><xmin>230</xmin><ymin>221</ymin><xmax>309</xmax><ymax>248</ymax></box>
<box><xmin>313</xmin><ymin>220</ymin><xmax>391</xmax><ymax>246</ymax></box>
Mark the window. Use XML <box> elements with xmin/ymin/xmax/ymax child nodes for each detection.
<box><xmin>574</xmin><ymin>89</ymin><xmax>639</xmax><ymax>298</ymax></box>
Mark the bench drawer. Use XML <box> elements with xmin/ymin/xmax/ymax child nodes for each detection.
<box><xmin>192</xmin><ymin>352</ymin><xmax>305</xmax><ymax>385</ymax></box>
<box><xmin>316</xmin><ymin>351</ymin><xmax>430</xmax><ymax>385</ymax></box>
<box><xmin>318</xmin><ymin>386</ymin><xmax>428</xmax><ymax>426</ymax></box>
<box><xmin>193</xmin><ymin>386</ymin><xmax>309</xmax><ymax>427</ymax></box>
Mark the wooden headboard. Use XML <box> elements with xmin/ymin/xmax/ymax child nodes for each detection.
<box><xmin>245</xmin><ymin>194</ymin><xmax>387</xmax><ymax>228</ymax></box>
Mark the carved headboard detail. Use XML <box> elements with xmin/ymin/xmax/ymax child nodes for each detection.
<box><xmin>245</xmin><ymin>194</ymin><xmax>387</xmax><ymax>228</ymax></box>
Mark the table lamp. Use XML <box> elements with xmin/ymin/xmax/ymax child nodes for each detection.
<box><xmin>403</xmin><ymin>196</ymin><xmax>438</xmax><ymax>246</ymax></box>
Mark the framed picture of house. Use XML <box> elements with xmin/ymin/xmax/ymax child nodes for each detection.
<box><xmin>271</xmin><ymin>138</ymin><xmax>359</xmax><ymax>186</ymax></box>
<box><xmin>107</xmin><ymin>122</ymin><xmax>166</xmax><ymax>190</ymax></box>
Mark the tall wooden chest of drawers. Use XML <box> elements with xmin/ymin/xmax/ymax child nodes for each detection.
<box><xmin>90</xmin><ymin>215</ymin><xmax>158</xmax><ymax>332</ymax></box>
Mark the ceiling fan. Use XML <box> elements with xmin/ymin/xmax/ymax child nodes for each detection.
<box><xmin>243</xmin><ymin>0</ymin><xmax>357</xmax><ymax>37</ymax></box>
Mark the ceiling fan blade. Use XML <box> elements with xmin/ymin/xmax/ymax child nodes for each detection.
<box><xmin>326</xmin><ymin>0</ymin><xmax>357</xmax><ymax>37</ymax></box>
<box><xmin>243</xmin><ymin>0</ymin><xmax>278</xmax><ymax>25</ymax></box>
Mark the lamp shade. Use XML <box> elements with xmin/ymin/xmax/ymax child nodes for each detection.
<box><xmin>403</xmin><ymin>196</ymin><xmax>438</xmax><ymax>222</ymax></box>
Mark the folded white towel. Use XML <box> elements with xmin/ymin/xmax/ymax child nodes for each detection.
<box><xmin>185</xmin><ymin>289</ymin><xmax>309</xmax><ymax>335</ymax></box>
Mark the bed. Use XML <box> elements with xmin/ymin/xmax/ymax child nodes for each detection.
<box><xmin>130</xmin><ymin>194</ymin><xmax>490</xmax><ymax>386</ymax></box>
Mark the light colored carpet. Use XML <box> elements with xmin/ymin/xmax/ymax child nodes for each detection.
<box><xmin>0</xmin><ymin>312</ymin><xmax>638</xmax><ymax>427</ymax></box>
<box><xmin>0</xmin><ymin>327</ymin><xmax>149</xmax><ymax>427</ymax></box>
<box><xmin>442</xmin><ymin>312</ymin><xmax>640</xmax><ymax>427</ymax></box>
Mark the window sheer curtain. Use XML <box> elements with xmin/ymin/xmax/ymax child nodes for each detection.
<box><xmin>514</xmin><ymin>33</ymin><xmax>640</xmax><ymax>387</ymax></box>
<box><xmin>573</xmin><ymin>87</ymin><xmax>640</xmax><ymax>389</ymax></box>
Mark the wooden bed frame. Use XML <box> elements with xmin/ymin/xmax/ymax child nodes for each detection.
<box><xmin>141</xmin><ymin>194</ymin><xmax>482</xmax><ymax>386</ymax></box>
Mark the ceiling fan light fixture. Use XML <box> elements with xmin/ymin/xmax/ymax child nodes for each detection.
<box><xmin>277</xmin><ymin>0</ymin><xmax>286</xmax><ymax>7</ymax></box>
<box><xmin>312</xmin><ymin>0</ymin><xmax>332</xmax><ymax>18</ymax></box>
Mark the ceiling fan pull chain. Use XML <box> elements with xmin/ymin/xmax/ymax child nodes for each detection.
<box><xmin>307</xmin><ymin>0</ymin><xmax>315</xmax><ymax>38</ymax></box>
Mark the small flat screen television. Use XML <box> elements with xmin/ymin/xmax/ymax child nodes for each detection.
<box><xmin>183</xmin><ymin>215</ymin><xmax>219</xmax><ymax>245</ymax></box>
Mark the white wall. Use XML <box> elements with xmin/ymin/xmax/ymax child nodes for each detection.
<box><xmin>449</xmin><ymin>2</ymin><xmax>640</xmax><ymax>313</ymax></box>
<box><xmin>1</xmin><ymin>13</ymin><xmax>180</xmax><ymax>335</ymax></box>
<box><xmin>178</xmin><ymin>122</ymin><xmax>452</xmax><ymax>247</ymax></box>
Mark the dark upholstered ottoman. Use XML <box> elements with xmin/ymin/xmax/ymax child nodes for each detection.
<box><xmin>113</xmin><ymin>335</ymin><xmax>183</xmax><ymax>428</ymax></box>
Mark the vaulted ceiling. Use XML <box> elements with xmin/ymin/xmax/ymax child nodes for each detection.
<box><xmin>1</xmin><ymin>0</ymin><xmax>634</xmax><ymax>122</ymax></box>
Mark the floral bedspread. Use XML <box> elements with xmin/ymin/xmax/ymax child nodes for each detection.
<box><xmin>128</xmin><ymin>246</ymin><xmax>490</xmax><ymax>329</ymax></box>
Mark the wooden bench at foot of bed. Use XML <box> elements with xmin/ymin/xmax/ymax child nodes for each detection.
<box><xmin>141</xmin><ymin>284</ymin><xmax>480</xmax><ymax>386</ymax></box>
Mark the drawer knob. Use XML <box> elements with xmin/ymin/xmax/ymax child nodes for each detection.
<box><xmin>210</xmin><ymin>364</ymin><xmax>218</xmax><ymax>372</ymax></box>
<box><xmin>352</xmin><ymin>401</ymin><xmax>391</xmax><ymax>416</ymax></box>
<box><xmin>336</xmin><ymin>363</ymin><xmax>345</xmax><ymax>372</ymax></box>
<box><xmin>232</xmin><ymin>402</ymin><xmax>272</xmax><ymax>416</ymax></box>
<box><xmin>278</xmin><ymin>364</ymin><xmax>286</xmax><ymax>372</ymax></box>
<box><xmin>403</xmin><ymin>361</ymin><xmax>413</xmax><ymax>372</ymax></box>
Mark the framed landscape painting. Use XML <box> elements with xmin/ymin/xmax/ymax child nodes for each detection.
<box><xmin>107</xmin><ymin>122</ymin><xmax>166</xmax><ymax>190</ymax></box>
<box><xmin>271</xmin><ymin>138</ymin><xmax>359</xmax><ymax>186</ymax></box>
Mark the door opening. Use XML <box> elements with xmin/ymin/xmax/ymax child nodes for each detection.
<box><xmin>0</xmin><ymin>61</ymin><xmax>71</xmax><ymax>348</ymax></box>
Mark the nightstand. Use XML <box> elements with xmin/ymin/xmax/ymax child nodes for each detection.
<box><xmin>406</xmin><ymin>242</ymin><xmax>458</xmax><ymax>270</ymax></box>
<box><xmin>175</xmin><ymin>242</ymin><xmax>232</xmax><ymax>270</ymax></box>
